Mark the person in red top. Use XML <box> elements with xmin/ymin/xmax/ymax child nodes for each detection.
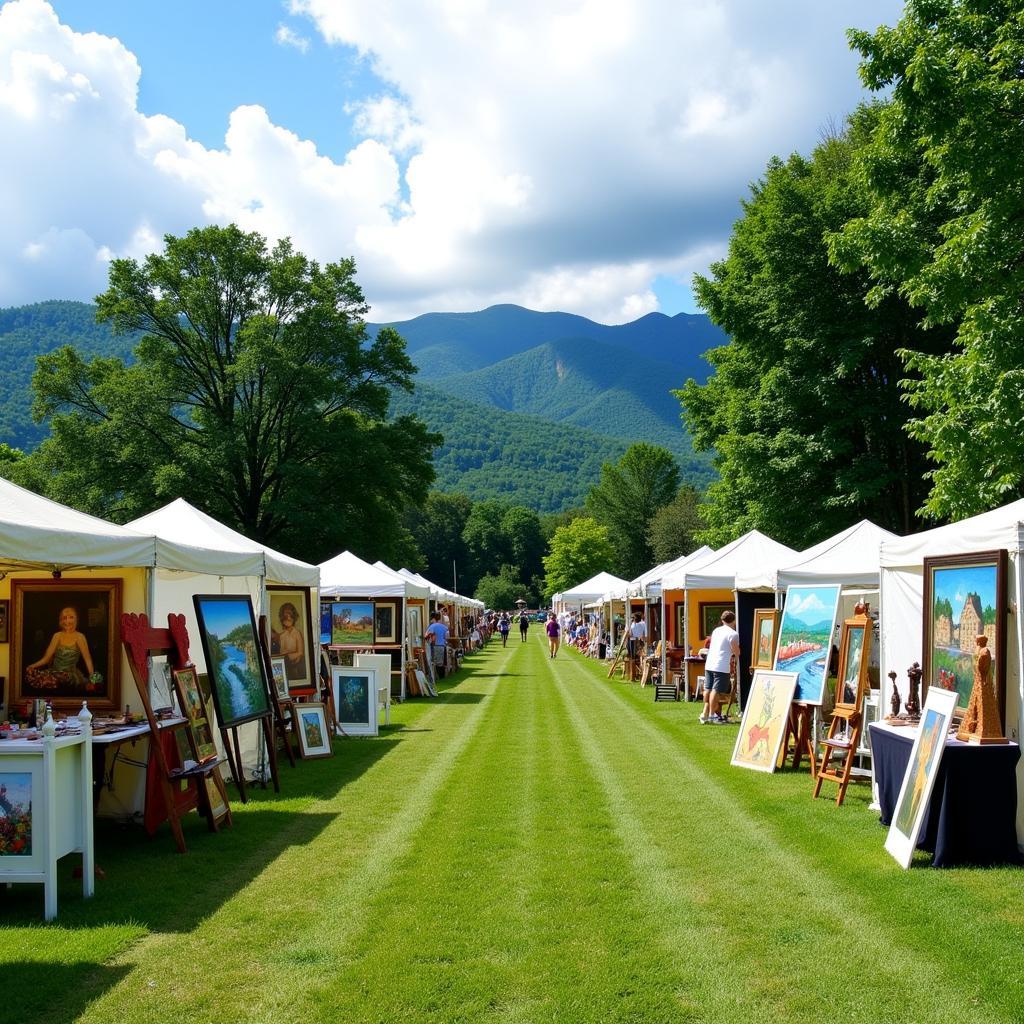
<box><xmin>545</xmin><ymin>612</ymin><xmax>560</xmax><ymax>659</ymax></box>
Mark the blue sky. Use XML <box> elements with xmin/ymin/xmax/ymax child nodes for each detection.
<box><xmin>932</xmin><ymin>565</ymin><xmax>998</xmax><ymax>613</ymax></box>
<box><xmin>199</xmin><ymin>598</ymin><xmax>255</xmax><ymax>641</ymax></box>
<box><xmin>2</xmin><ymin>0</ymin><xmax>905</xmax><ymax>322</ymax></box>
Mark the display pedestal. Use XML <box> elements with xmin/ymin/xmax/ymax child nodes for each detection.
<box><xmin>0</xmin><ymin>711</ymin><xmax>94</xmax><ymax>920</ymax></box>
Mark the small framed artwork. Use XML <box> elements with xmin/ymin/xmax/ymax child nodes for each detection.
<box><xmin>294</xmin><ymin>702</ymin><xmax>333</xmax><ymax>759</ymax></box>
<box><xmin>267</xmin><ymin>586</ymin><xmax>316</xmax><ymax>690</ymax></box>
<box><xmin>885</xmin><ymin>687</ymin><xmax>958</xmax><ymax>868</ymax></box>
<box><xmin>172</xmin><ymin>667</ymin><xmax>218</xmax><ymax>762</ymax></box>
<box><xmin>773</xmin><ymin>584</ymin><xmax>841</xmax><ymax>705</ymax></box>
<box><xmin>0</xmin><ymin>769</ymin><xmax>34</xmax><ymax>858</ymax></box>
<box><xmin>0</xmin><ymin>599</ymin><xmax>8</xmax><ymax>643</ymax></box>
<box><xmin>192</xmin><ymin>595</ymin><xmax>271</xmax><ymax>728</ymax></box>
<box><xmin>699</xmin><ymin>601</ymin><xmax>733</xmax><ymax>643</ymax></box>
<box><xmin>835</xmin><ymin>616</ymin><xmax>871</xmax><ymax>709</ymax></box>
<box><xmin>731</xmin><ymin>670</ymin><xmax>798</xmax><ymax>773</ymax></box>
<box><xmin>922</xmin><ymin>549</ymin><xmax>1007</xmax><ymax>721</ymax></box>
<box><xmin>330</xmin><ymin>602</ymin><xmax>374</xmax><ymax>646</ymax></box>
<box><xmin>750</xmin><ymin>609</ymin><xmax>780</xmax><ymax>671</ymax></box>
<box><xmin>269</xmin><ymin>657</ymin><xmax>289</xmax><ymax>701</ymax></box>
<box><xmin>374</xmin><ymin>600</ymin><xmax>399</xmax><ymax>644</ymax></box>
<box><xmin>674</xmin><ymin>601</ymin><xmax>686</xmax><ymax>647</ymax></box>
<box><xmin>11</xmin><ymin>578</ymin><xmax>122</xmax><ymax>714</ymax></box>
<box><xmin>331</xmin><ymin>666</ymin><xmax>379</xmax><ymax>737</ymax></box>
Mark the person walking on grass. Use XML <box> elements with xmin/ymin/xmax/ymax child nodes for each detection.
<box><xmin>546</xmin><ymin>611</ymin><xmax>560</xmax><ymax>659</ymax></box>
<box><xmin>498</xmin><ymin>612</ymin><xmax>511</xmax><ymax>648</ymax></box>
<box><xmin>700</xmin><ymin>609</ymin><xmax>738</xmax><ymax>724</ymax></box>
<box><xmin>519</xmin><ymin>610</ymin><xmax>529</xmax><ymax>642</ymax></box>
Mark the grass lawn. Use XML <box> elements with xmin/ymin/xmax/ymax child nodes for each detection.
<box><xmin>2</xmin><ymin>636</ymin><xmax>1023</xmax><ymax>1023</ymax></box>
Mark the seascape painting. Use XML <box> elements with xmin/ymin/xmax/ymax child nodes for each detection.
<box><xmin>330</xmin><ymin>602</ymin><xmax>375</xmax><ymax>646</ymax></box>
<box><xmin>773</xmin><ymin>585</ymin><xmax>841</xmax><ymax>704</ymax></box>
<box><xmin>193</xmin><ymin>596</ymin><xmax>271</xmax><ymax>728</ymax></box>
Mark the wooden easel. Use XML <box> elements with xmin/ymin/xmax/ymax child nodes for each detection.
<box><xmin>780</xmin><ymin>702</ymin><xmax>817</xmax><ymax>775</ymax></box>
<box><xmin>120</xmin><ymin>612</ymin><xmax>232</xmax><ymax>853</ymax></box>
<box><xmin>606</xmin><ymin>634</ymin><xmax>628</xmax><ymax>679</ymax></box>
<box><xmin>814</xmin><ymin>612</ymin><xmax>872</xmax><ymax>806</ymax></box>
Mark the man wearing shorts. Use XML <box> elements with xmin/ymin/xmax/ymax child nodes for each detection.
<box><xmin>701</xmin><ymin>609</ymin><xmax>738</xmax><ymax>724</ymax></box>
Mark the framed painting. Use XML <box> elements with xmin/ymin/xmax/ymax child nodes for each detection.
<box><xmin>699</xmin><ymin>601</ymin><xmax>733</xmax><ymax>643</ymax></box>
<box><xmin>885</xmin><ymin>687</ymin><xmax>958</xmax><ymax>868</ymax></box>
<box><xmin>922</xmin><ymin>549</ymin><xmax>1007</xmax><ymax>721</ymax></box>
<box><xmin>319</xmin><ymin>603</ymin><xmax>332</xmax><ymax>646</ymax></box>
<box><xmin>835</xmin><ymin>616</ymin><xmax>871</xmax><ymax>709</ymax></box>
<box><xmin>406</xmin><ymin>604</ymin><xmax>424</xmax><ymax>647</ymax></box>
<box><xmin>0</xmin><ymin>599</ymin><xmax>8</xmax><ymax>643</ymax></box>
<box><xmin>731</xmin><ymin>670</ymin><xmax>798</xmax><ymax>772</ymax></box>
<box><xmin>294</xmin><ymin>702</ymin><xmax>333</xmax><ymax>759</ymax></box>
<box><xmin>192</xmin><ymin>595</ymin><xmax>271</xmax><ymax>728</ymax></box>
<box><xmin>331</xmin><ymin>666</ymin><xmax>379</xmax><ymax>737</ymax></box>
<box><xmin>172</xmin><ymin>667</ymin><xmax>218</xmax><ymax>762</ymax></box>
<box><xmin>374</xmin><ymin>600</ymin><xmax>399</xmax><ymax>644</ymax></box>
<box><xmin>11</xmin><ymin>579</ymin><xmax>122</xmax><ymax>714</ymax></box>
<box><xmin>673</xmin><ymin>601</ymin><xmax>686</xmax><ymax>648</ymax></box>
<box><xmin>267</xmin><ymin>586</ymin><xmax>316</xmax><ymax>690</ymax></box>
<box><xmin>0</xmin><ymin>770</ymin><xmax>33</xmax><ymax>858</ymax></box>
<box><xmin>773</xmin><ymin>585</ymin><xmax>841</xmax><ymax>705</ymax></box>
<box><xmin>330</xmin><ymin>602</ymin><xmax>374</xmax><ymax>646</ymax></box>
<box><xmin>751</xmin><ymin>609</ymin><xmax>780</xmax><ymax>671</ymax></box>
<box><xmin>269</xmin><ymin>656</ymin><xmax>289</xmax><ymax>701</ymax></box>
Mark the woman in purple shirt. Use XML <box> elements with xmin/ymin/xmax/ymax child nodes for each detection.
<box><xmin>545</xmin><ymin>612</ymin><xmax>560</xmax><ymax>659</ymax></box>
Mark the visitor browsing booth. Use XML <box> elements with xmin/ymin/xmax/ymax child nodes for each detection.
<box><xmin>319</xmin><ymin>551</ymin><xmax>430</xmax><ymax>702</ymax></box>
<box><xmin>662</xmin><ymin>531</ymin><xmax>798</xmax><ymax>706</ymax></box>
<box><xmin>127</xmin><ymin>499</ymin><xmax>320</xmax><ymax>786</ymax></box>
<box><xmin>554</xmin><ymin>572</ymin><xmax>630</xmax><ymax>653</ymax></box>
<box><xmin>878</xmin><ymin>499</ymin><xmax>1024</xmax><ymax>845</ymax></box>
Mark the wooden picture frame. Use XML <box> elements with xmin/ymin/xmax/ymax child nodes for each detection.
<box><xmin>267</xmin><ymin>586</ymin><xmax>317</xmax><ymax>691</ymax></box>
<box><xmin>922</xmin><ymin>549</ymin><xmax>1007</xmax><ymax>722</ymax></box>
<box><xmin>0</xmin><ymin>599</ymin><xmax>8</xmax><ymax>643</ymax></box>
<box><xmin>884</xmin><ymin>687</ymin><xmax>958</xmax><ymax>868</ymax></box>
<box><xmin>269</xmin><ymin>656</ymin><xmax>289</xmax><ymax>700</ymax></box>
<box><xmin>192</xmin><ymin>595</ymin><xmax>271</xmax><ymax>728</ymax></box>
<box><xmin>698</xmin><ymin>601</ymin><xmax>732</xmax><ymax>643</ymax></box>
<box><xmin>294</xmin><ymin>702</ymin><xmax>333</xmax><ymax>759</ymax></box>
<box><xmin>673</xmin><ymin>601</ymin><xmax>686</xmax><ymax>648</ymax></box>
<box><xmin>835</xmin><ymin>615</ymin><xmax>871</xmax><ymax>710</ymax></box>
<box><xmin>750</xmin><ymin>608</ymin><xmax>780</xmax><ymax>671</ymax></box>
<box><xmin>374</xmin><ymin>600</ymin><xmax>399</xmax><ymax>644</ymax></box>
<box><xmin>331</xmin><ymin>666</ymin><xmax>379</xmax><ymax>737</ymax></box>
<box><xmin>172</xmin><ymin>666</ymin><xmax>218</xmax><ymax>762</ymax></box>
<box><xmin>731</xmin><ymin>670</ymin><xmax>799</xmax><ymax>773</ymax></box>
<box><xmin>11</xmin><ymin>578</ymin><xmax>122</xmax><ymax>714</ymax></box>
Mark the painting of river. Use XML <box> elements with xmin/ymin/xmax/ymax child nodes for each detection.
<box><xmin>773</xmin><ymin>585</ymin><xmax>841</xmax><ymax>705</ymax></box>
<box><xmin>193</xmin><ymin>595</ymin><xmax>271</xmax><ymax>728</ymax></box>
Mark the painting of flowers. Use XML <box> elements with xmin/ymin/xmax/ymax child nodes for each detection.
<box><xmin>0</xmin><ymin>773</ymin><xmax>33</xmax><ymax>857</ymax></box>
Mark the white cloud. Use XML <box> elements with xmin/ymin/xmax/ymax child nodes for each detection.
<box><xmin>274</xmin><ymin>23</ymin><xmax>310</xmax><ymax>54</ymax></box>
<box><xmin>1</xmin><ymin>0</ymin><xmax>904</xmax><ymax>322</ymax></box>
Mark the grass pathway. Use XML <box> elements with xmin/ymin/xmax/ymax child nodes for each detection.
<box><xmin>2</xmin><ymin>637</ymin><xmax>1023</xmax><ymax>1022</ymax></box>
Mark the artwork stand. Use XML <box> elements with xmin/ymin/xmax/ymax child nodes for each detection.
<box><xmin>780</xmin><ymin>702</ymin><xmax>817</xmax><ymax>774</ymax></box>
<box><xmin>956</xmin><ymin>635</ymin><xmax>1007</xmax><ymax>744</ymax></box>
<box><xmin>258</xmin><ymin>614</ymin><xmax>296</xmax><ymax>769</ymax></box>
<box><xmin>120</xmin><ymin>613</ymin><xmax>232</xmax><ymax>853</ymax></box>
<box><xmin>606</xmin><ymin>634</ymin><xmax>628</xmax><ymax>679</ymax></box>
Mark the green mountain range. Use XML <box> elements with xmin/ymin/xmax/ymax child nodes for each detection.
<box><xmin>0</xmin><ymin>300</ymin><xmax>721</xmax><ymax>512</ymax></box>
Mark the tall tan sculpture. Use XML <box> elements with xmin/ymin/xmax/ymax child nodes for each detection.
<box><xmin>956</xmin><ymin>635</ymin><xmax>1007</xmax><ymax>744</ymax></box>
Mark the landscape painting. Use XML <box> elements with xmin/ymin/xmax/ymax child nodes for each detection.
<box><xmin>0</xmin><ymin>772</ymin><xmax>33</xmax><ymax>857</ymax></box>
<box><xmin>330</xmin><ymin>602</ymin><xmax>375</xmax><ymax>646</ymax></box>
<box><xmin>773</xmin><ymin>585</ymin><xmax>841</xmax><ymax>704</ymax></box>
<box><xmin>923</xmin><ymin>550</ymin><xmax>1007</xmax><ymax>718</ymax></box>
<box><xmin>193</xmin><ymin>596</ymin><xmax>271</xmax><ymax>728</ymax></box>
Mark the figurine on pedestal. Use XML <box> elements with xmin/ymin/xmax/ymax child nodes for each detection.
<box><xmin>905</xmin><ymin>662</ymin><xmax>922</xmax><ymax>721</ymax></box>
<box><xmin>888</xmin><ymin>671</ymin><xmax>901</xmax><ymax>718</ymax></box>
<box><xmin>956</xmin><ymin>635</ymin><xmax>1007</xmax><ymax>744</ymax></box>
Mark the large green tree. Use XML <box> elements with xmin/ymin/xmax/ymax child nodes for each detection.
<box><xmin>647</xmin><ymin>485</ymin><xmax>704</xmax><ymax>564</ymax></box>
<box><xmin>542</xmin><ymin>516</ymin><xmax>615</xmax><ymax>599</ymax></box>
<box><xmin>679</xmin><ymin>115</ymin><xmax>950</xmax><ymax>548</ymax></box>
<box><xmin>585</xmin><ymin>443</ymin><xmax>679</xmax><ymax>579</ymax></box>
<box><xmin>403</xmin><ymin>491</ymin><xmax>473</xmax><ymax>587</ymax></box>
<box><xmin>830</xmin><ymin>1</ymin><xmax>1024</xmax><ymax>521</ymax></box>
<box><xmin>12</xmin><ymin>225</ymin><xmax>438</xmax><ymax>563</ymax></box>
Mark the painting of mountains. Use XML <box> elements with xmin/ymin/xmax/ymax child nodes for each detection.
<box><xmin>0</xmin><ymin>300</ymin><xmax>721</xmax><ymax>511</ymax></box>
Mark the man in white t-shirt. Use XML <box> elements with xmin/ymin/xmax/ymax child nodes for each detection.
<box><xmin>700</xmin><ymin>609</ymin><xmax>738</xmax><ymax>724</ymax></box>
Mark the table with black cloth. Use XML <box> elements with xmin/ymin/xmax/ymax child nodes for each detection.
<box><xmin>869</xmin><ymin>720</ymin><xmax>1022</xmax><ymax>867</ymax></box>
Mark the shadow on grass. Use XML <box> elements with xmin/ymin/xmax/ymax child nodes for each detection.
<box><xmin>0</xmin><ymin>962</ymin><xmax>133</xmax><ymax>1024</ymax></box>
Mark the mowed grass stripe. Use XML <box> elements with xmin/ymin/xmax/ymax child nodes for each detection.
<box><xmin>74</xmin><ymin>648</ymin><xmax>511</xmax><ymax>1024</ymax></box>
<box><xmin>549</xmin><ymin>647</ymin><xmax>1016</xmax><ymax>1024</ymax></box>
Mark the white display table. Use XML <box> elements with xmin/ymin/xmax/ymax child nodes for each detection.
<box><xmin>0</xmin><ymin>708</ymin><xmax>95</xmax><ymax>919</ymax></box>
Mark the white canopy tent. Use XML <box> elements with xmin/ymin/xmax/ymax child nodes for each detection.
<box><xmin>555</xmin><ymin>571</ymin><xmax>630</xmax><ymax>610</ymax></box>
<box><xmin>666</xmin><ymin>530</ymin><xmax>799</xmax><ymax>594</ymax></box>
<box><xmin>879</xmin><ymin>500</ymin><xmax>1024</xmax><ymax>842</ymax></box>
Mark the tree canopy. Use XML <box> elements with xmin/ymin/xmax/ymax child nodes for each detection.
<box><xmin>679</xmin><ymin>115</ymin><xmax>949</xmax><ymax>548</ymax></box>
<box><xmin>9</xmin><ymin>225</ymin><xmax>438</xmax><ymax>564</ymax></box>
<box><xmin>585</xmin><ymin>443</ymin><xmax>679</xmax><ymax>579</ymax></box>
<box><xmin>830</xmin><ymin>1</ymin><xmax>1024</xmax><ymax>521</ymax></box>
<box><xmin>542</xmin><ymin>516</ymin><xmax>615</xmax><ymax>599</ymax></box>
<box><xmin>647</xmin><ymin>485</ymin><xmax>704</xmax><ymax>564</ymax></box>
